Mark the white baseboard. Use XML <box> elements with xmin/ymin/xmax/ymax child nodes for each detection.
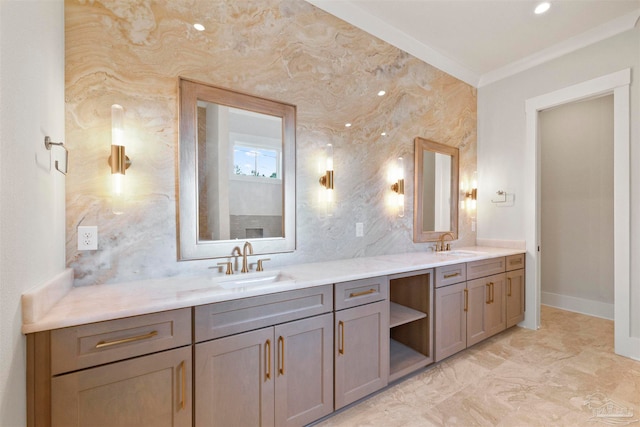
<box><xmin>541</xmin><ymin>291</ymin><xmax>614</xmax><ymax>320</ymax></box>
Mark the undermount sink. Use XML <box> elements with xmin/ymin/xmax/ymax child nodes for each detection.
<box><xmin>212</xmin><ymin>270</ymin><xmax>294</xmax><ymax>289</ymax></box>
<box><xmin>437</xmin><ymin>250</ymin><xmax>487</xmax><ymax>257</ymax></box>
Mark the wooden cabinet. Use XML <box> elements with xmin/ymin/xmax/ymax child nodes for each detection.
<box><xmin>334</xmin><ymin>277</ymin><xmax>389</xmax><ymax>409</ymax></box>
<box><xmin>434</xmin><ymin>281</ymin><xmax>466</xmax><ymax>361</ymax></box>
<box><xmin>467</xmin><ymin>273</ymin><xmax>506</xmax><ymax>345</ymax></box>
<box><xmin>27</xmin><ymin>308</ymin><xmax>193</xmax><ymax>427</ymax></box>
<box><xmin>506</xmin><ymin>254</ymin><xmax>526</xmax><ymax>327</ymax></box>
<box><xmin>388</xmin><ymin>270</ymin><xmax>433</xmax><ymax>382</ymax></box>
<box><xmin>194</xmin><ymin>287</ymin><xmax>334</xmax><ymax>427</ymax></box>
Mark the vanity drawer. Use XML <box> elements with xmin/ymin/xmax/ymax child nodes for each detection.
<box><xmin>334</xmin><ymin>276</ymin><xmax>389</xmax><ymax>310</ymax></box>
<box><xmin>195</xmin><ymin>285</ymin><xmax>333</xmax><ymax>342</ymax></box>
<box><xmin>435</xmin><ymin>263</ymin><xmax>467</xmax><ymax>288</ymax></box>
<box><xmin>506</xmin><ymin>253</ymin><xmax>525</xmax><ymax>271</ymax></box>
<box><xmin>466</xmin><ymin>257</ymin><xmax>506</xmax><ymax>280</ymax></box>
<box><xmin>50</xmin><ymin>308</ymin><xmax>192</xmax><ymax>375</ymax></box>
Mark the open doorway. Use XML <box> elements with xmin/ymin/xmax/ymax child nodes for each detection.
<box><xmin>539</xmin><ymin>95</ymin><xmax>614</xmax><ymax>320</ymax></box>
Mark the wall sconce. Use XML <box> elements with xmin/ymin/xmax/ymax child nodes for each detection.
<box><xmin>464</xmin><ymin>171</ymin><xmax>477</xmax><ymax>210</ymax></box>
<box><xmin>390</xmin><ymin>157</ymin><xmax>405</xmax><ymax>217</ymax></box>
<box><xmin>319</xmin><ymin>143</ymin><xmax>334</xmax><ymax>216</ymax></box>
<box><xmin>108</xmin><ymin>104</ymin><xmax>131</xmax><ymax>214</ymax></box>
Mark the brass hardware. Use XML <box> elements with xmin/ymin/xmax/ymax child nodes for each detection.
<box><xmin>465</xmin><ymin>187</ymin><xmax>477</xmax><ymax>200</ymax></box>
<box><xmin>241</xmin><ymin>241</ymin><xmax>253</xmax><ymax>273</ymax></box>
<box><xmin>490</xmin><ymin>282</ymin><xmax>495</xmax><ymax>303</ymax></box>
<box><xmin>508</xmin><ymin>277</ymin><xmax>512</xmax><ymax>297</ymax></box>
<box><xmin>485</xmin><ymin>283</ymin><xmax>491</xmax><ymax>304</ymax></box>
<box><xmin>257</xmin><ymin>258</ymin><xmax>270</xmax><ymax>272</ymax></box>
<box><xmin>444</xmin><ymin>272</ymin><xmax>461</xmax><ymax>279</ymax></box>
<box><xmin>510</xmin><ymin>259</ymin><xmax>522</xmax><ymax>266</ymax></box>
<box><xmin>390</xmin><ymin>178</ymin><xmax>404</xmax><ymax>195</ymax></box>
<box><xmin>436</xmin><ymin>232</ymin><xmax>455</xmax><ymax>252</ymax></box>
<box><xmin>338</xmin><ymin>321</ymin><xmax>345</xmax><ymax>354</ymax></box>
<box><xmin>278</xmin><ymin>336</ymin><xmax>285</xmax><ymax>375</ymax></box>
<box><xmin>349</xmin><ymin>288</ymin><xmax>376</xmax><ymax>298</ymax></box>
<box><xmin>95</xmin><ymin>330</ymin><xmax>158</xmax><ymax>349</ymax></box>
<box><xmin>464</xmin><ymin>289</ymin><xmax>468</xmax><ymax>312</ymax></box>
<box><xmin>108</xmin><ymin>144</ymin><xmax>131</xmax><ymax>175</ymax></box>
<box><xmin>179</xmin><ymin>360</ymin><xmax>186</xmax><ymax>410</ymax></box>
<box><xmin>319</xmin><ymin>170</ymin><xmax>334</xmax><ymax>190</ymax></box>
<box><xmin>265</xmin><ymin>339</ymin><xmax>271</xmax><ymax>380</ymax></box>
<box><xmin>217</xmin><ymin>262</ymin><xmax>233</xmax><ymax>275</ymax></box>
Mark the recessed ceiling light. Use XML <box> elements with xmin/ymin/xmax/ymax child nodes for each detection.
<box><xmin>534</xmin><ymin>2</ymin><xmax>550</xmax><ymax>15</ymax></box>
<box><xmin>381</xmin><ymin>132</ymin><xmax>387</xmax><ymax>136</ymax></box>
<box><xmin>378</xmin><ymin>90</ymin><xmax>386</xmax><ymax>96</ymax></box>
<box><xmin>345</xmin><ymin>123</ymin><xmax>352</xmax><ymax>128</ymax></box>
<box><xmin>193</xmin><ymin>23</ymin><xmax>205</xmax><ymax>31</ymax></box>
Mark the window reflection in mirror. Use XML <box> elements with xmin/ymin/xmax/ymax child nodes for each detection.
<box><xmin>413</xmin><ymin>137</ymin><xmax>459</xmax><ymax>242</ymax></box>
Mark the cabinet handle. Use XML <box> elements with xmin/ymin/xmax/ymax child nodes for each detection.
<box><xmin>485</xmin><ymin>283</ymin><xmax>491</xmax><ymax>304</ymax></box>
<box><xmin>179</xmin><ymin>360</ymin><xmax>186</xmax><ymax>410</ymax></box>
<box><xmin>349</xmin><ymin>288</ymin><xmax>376</xmax><ymax>298</ymax></box>
<box><xmin>508</xmin><ymin>277</ymin><xmax>512</xmax><ymax>296</ymax></box>
<box><xmin>338</xmin><ymin>321</ymin><xmax>345</xmax><ymax>354</ymax></box>
<box><xmin>95</xmin><ymin>330</ymin><xmax>158</xmax><ymax>349</ymax></box>
<box><xmin>444</xmin><ymin>272</ymin><xmax>461</xmax><ymax>279</ymax></box>
<box><xmin>278</xmin><ymin>336</ymin><xmax>285</xmax><ymax>375</ymax></box>
<box><xmin>463</xmin><ymin>289</ymin><xmax>468</xmax><ymax>312</ymax></box>
<box><xmin>265</xmin><ymin>339</ymin><xmax>271</xmax><ymax>380</ymax></box>
<box><xmin>490</xmin><ymin>282</ymin><xmax>495</xmax><ymax>303</ymax></box>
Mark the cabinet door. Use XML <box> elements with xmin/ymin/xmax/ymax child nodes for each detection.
<box><xmin>274</xmin><ymin>313</ymin><xmax>334</xmax><ymax>427</ymax></box>
<box><xmin>466</xmin><ymin>277</ymin><xmax>489</xmax><ymax>347</ymax></box>
<box><xmin>434</xmin><ymin>282</ymin><xmax>467</xmax><ymax>361</ymax></box>
<box><xmin>195</xmin><ymin>327</ymin><xmax>275</xmax><ymax>427</ymax></box>
<box><xmin>506</xmin><ymin>269</ymin><xmax>525</xmax><ymax>327</ymax></box>
<box><xmin>485</xmin><ymin>273</ymin><xmax>507</xmax><ymax>338</ymax></box>
<box><xmin>335</xmin><ymin>301</ymin><xmax>389</xmax><ymax>409</ymax></box>
<box><xmin>51</xmin><ymin>346</ymin><xmax>192</xmax><ymax>427</ymax></box>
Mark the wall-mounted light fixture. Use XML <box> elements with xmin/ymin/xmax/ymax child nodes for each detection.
<box><xmin>463</xmin><ymin>171</ymin><xmax>477</xmax><ymax>210</ymax></box>
<box><xmin>319</xmin><ymin>143</ymin><xmax>334</xmax><ymax>216</ymax></box>
<box><xmin>108</xmin><ymin>104</ymin><xmax>131</xmax><ymax>214</ymax></box>
<box><xmin>390</xmin><ymin>156</ymin><xmax>405</xmax><ymax>217</ymax></box>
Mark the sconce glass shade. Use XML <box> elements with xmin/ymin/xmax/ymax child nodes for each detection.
<box><xmin>110</xmin><ymin>104</ymin><xmax>130</xmax><ymax>214</ymax></box>
<box><xmin>391</xmin><ymin>157</ymin><xmax>405</xmax><ymax>217</ymax></box>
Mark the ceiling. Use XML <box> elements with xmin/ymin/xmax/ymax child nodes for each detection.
<box><xmin>307</xmin><ymin>0</ymin><xmax>640</xmax><ymax>87</ymax></box>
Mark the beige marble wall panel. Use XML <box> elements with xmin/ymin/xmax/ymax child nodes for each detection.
<box><xmin>65</xmin><ymin>0</ymin><xmax>477</xmax><ymax>286</ymax></box>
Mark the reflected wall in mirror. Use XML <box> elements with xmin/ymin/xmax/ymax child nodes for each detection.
<box><xmin>413</xmin><ymin>137</ymin><xmax>459</xmax><ymax>242</ymax></box>
<box><xmin>178</xmin><ymin>78</ymin><xmax>296</xmax><ymax>260</ymax></box>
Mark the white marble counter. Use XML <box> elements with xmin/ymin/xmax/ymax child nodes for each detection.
<box><xmin>21</xmin><ymin>247</ymin><xmax>525</xmax><ymax>334</ymax></box>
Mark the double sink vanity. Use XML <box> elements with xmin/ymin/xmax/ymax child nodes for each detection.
<box><xmin>24</xmin><ymin>247</ymin><xmax>525</xmax><ymax>427</ymax></box>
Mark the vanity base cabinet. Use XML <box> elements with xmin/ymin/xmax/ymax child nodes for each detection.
<box><xmin>52</xmin><ymin>346</ymin><xmax>192</xmax><ymax>427</ymax></box>
<box><xmin>506</xmin><ymin>268</ymin><xmax>525</xmax><ymax>327</ymax></box>
<box><xmin>195</xmin><ymin>313</ymin><xmax>333</xmax><ymax>427</ymax></box>
<box><xmin>334</xmin><ymin>300</ymin><xmax>389</xmax><ymax>409</ymax></box>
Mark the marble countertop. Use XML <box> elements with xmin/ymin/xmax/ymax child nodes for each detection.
<box><xmin>21</xmin><ymin>247</ymin><xmax>525</xmax><ymax>334</ymax></box>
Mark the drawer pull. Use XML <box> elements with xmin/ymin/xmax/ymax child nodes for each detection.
<box><xmin>265</xmin><ymin>339</ymin><xmax>272</xmax><ymax>380</ymax></box>
<box><xmin>510</xmin><ymin>259</ymin><xmax>522</xmax><ymax>265</ymax></box>
<box><xmin>179</xmin><ymin>360</ymin><xmax>186</xmax><ymax>410</ymax></box>
<box><xmin>464</xmin><ymin>289</ymin><xmax>468</xmax><ymax>312</ymax></box>
<box><xmin>349</xmin><ymin>288</ymin><xmax>376</xmax><ymax>298</ymax></box>
<box><xmin>338</xmin><ymin>321</ymin><xmax>345</xmax><ymax>354</ymax></box>
<box><xmin>485</xmin><ymin>283</ymin><xmax>491</xmax><ymax>304</ymax></box>
<box><xmin>95</xmin><ymin>330</ymin><xmax>158</xmax><ymax>349</ymax></box>
<box><xmin>444</xmin><ymin>272</ymin><xmax>461</xmax><ymax>279</ymax></box>
<box><xmin>278</xmin><ymin>336</ymin><xmax>285</xmax><ymax>375</ymax></box>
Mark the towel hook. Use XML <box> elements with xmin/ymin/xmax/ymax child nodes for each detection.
<box><xmin>44</xmin><ymin>136</ymin><xmax>68</xmax><ymax>175</ymax></box>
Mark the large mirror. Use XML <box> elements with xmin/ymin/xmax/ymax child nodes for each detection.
<box><xmin>413</xmin><ymin>137</ymin><xmax>459</xmax><ymax>242</ymax></box>
<box><xmin>178</xmin><ymin>78</ymin><xmax>296</xmax><ymax>260</ymax></box>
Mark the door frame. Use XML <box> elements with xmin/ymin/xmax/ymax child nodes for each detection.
<box><xmin>524</xmin><ymin>68</ymin><xmax>637</xmax><ymax>359</ymax></box>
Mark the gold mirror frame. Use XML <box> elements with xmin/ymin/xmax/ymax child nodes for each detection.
<box><xmin>413</xmin><ymin>137</ymin><xmax>459</xmax><ymax>242</ymax></box>
<box><xmin>177</xmin><ymin>78</ymin><xmax>296</xmax><ymax>260</ymax></box>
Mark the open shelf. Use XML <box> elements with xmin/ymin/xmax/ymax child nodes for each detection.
<box><xmin>390</xmin><ymin>302</ymin><xmax>427</xmax><ymax>328</ymax></box>
<box><xmin>389</xmin><ymin>339</ymin><xmax>430</xmax><ymax>382</ymax></box>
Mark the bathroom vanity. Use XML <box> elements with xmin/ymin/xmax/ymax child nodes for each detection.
<box><xmin>24</xmin><ymin>248</ymin><xmax>524</xmax><ymax>427</ymax></box>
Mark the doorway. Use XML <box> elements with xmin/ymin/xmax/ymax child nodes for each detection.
<box><xmin>539</xmin><ymin>95</ymin><xmax>614</xmax><ymax>320</ymax></box>
<box><xmin>523</xmin><ymin>69</ymin><xmax>636</xmax><ymax>359</ymax></box>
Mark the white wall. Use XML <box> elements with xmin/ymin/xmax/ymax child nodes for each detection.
<box><xmin>478</xmin><ymin>26</ymin><xmax>639</xmax><ymax>338</ymax></box>
<box><xmin>540</xmin><ymin>95</ymin><xmax>614</xmax><ymax>319</ymax></box>
<box><xmin>0</xmin><ymin>1</ymin><xmax>65</xmax><ymax>425</ymax></box>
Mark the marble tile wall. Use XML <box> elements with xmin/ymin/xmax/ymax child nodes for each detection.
<box><xmin>65</xmin><ymin>0</ymin><xmax>477</xmax><ymax>286</ymax></box>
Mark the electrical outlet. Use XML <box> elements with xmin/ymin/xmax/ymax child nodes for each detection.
<box><xmin>356</xmin><ymin>222</ymin><xmax>364</xmax><ymax>237</ymax></box>
<box><xmin>78</xmin><ymin>225</ymin><xmax>98</xmax><ymax>250</ymax></box>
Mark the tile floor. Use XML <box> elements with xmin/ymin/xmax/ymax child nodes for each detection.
<box><xmin>316</xmin><ymin>306</ymin><xmax>640</xmax><ymax>426</ymax></box>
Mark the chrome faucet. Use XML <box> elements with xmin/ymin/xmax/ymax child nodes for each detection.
<box><xmin>241</xmin><ymin>241</ymin><xmax>253</xmax><ymax>273</ymax></box>
<box><xmin>436</xmin><ymin>232</ymin><xmax>455</xmax><ymax>252</ymax></box>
